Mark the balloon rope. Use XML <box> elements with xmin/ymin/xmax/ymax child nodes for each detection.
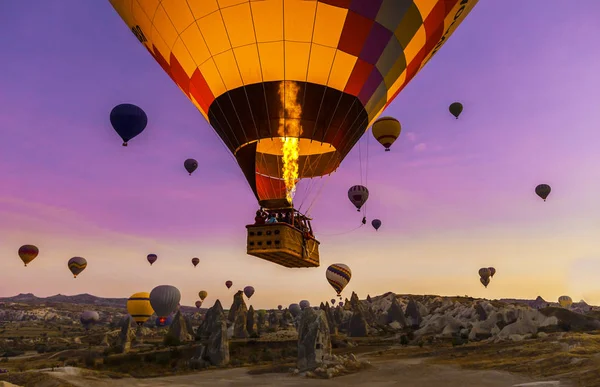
<box><xmin>319</xmin><ymin>223</ymin><xmax>365</xmax><ymax>237</ymax></box>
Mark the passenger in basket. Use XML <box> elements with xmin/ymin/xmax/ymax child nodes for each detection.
<box><xmin>265</xmin><ymin>213</ymin><xmax>278</xmax><ymax>224</ymax></box>
<box><xmin>254</xmin><ymin>210</ymin><xmax>266</xmax><ymax>225</ymax></box>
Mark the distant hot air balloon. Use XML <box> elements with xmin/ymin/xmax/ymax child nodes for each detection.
<box><xmin>225</xmin><ymin>280</ymin><xmax>233</xmax><ymax>289</ymax></box>
<box><xmin>372</xmin><ymin>117</ymin><xmax>401</xmax><ymax>152</ymax></box>
<box><xmin>68</xmin><ymin>257</ymin><xmax>87</xmax><ymax>278</ymax></box>
<box><xmin>535</xmin><ymin>184</ymin><xmax>551</xmax><ymax>201</ymax></box>
<box><xmin>109</xmin><ymin>103</ymin><xmax>147</xmax><ymax>146</ymax></box>
<box><xmin>155</xmin><ymin>314</ymin><xmax>174</xmax><ymax>327</ymax></box>
<box><xmin>184</xmin><ymin>158</ymin><xmax>198</xmax><ymax>175</ymax></box>
<box><xmin>299</xmin><ymin>300</ymin><xmax>310</xmax><ymax>310</ymax></box>
<box><xmin>330</xmin><ymin>298</ymin><xmax>336</xmax><ymax>305</ymax></box>
<box><xmin>277</xmin><ymin>305</ymin><xmax>282</xmax><ymax>311</ymax></box>
<box><xmin>191</xmin><ymin>257</ymin><xmax>200</xmax><ymax>267</ymax></box>
<box><xmin>198</xmin><ymin>291</ymin><xmax>208</xmax><ymax>301</ymax></box>
<box><xmin>289</xmin><ymin>304</ymin><xmax>301</xmax><ymax>318</ymax></box>
<box><xmin>371</xmin><ymin>219</ymin><xmax>382</xmax><ymax>231</ymax></box>
<box><xmin>339</xmin><ymin>302</ymin><xmax>344</xmax><ymax>307</ymax></box>
<box><xmin>326</xmin><ymin>264</ymin><xmax>352</xmax><ymax>297</ymax></box>
<box><xmin>149</xmin><ymin>285</ymin><xmax>181</xmax><ymax>318</ymax></box>
<box><xmin>348</xmin><ymin>185</ymin><xmax>369</xmax><ymax>212</ymax></box>
<box><xmin>558</xmin><ymin>295</ymin><xmax>572</xmax><ymax>308</ymax></box>
<box><xmin>127</xmin><ymin>292</ymin><xmax>154</xmax><ymax>326</ymax></box>
<box><xmin>244</xmin><ymin>286</ymin><xmax>255</xmax><ymax>299</ymax></box>
<box><xmin>488</xmin><ymin>267</ymin><xmax>496</xmax><ymax>278</ymax></box>
<box><xmin>480</xmin><ymin>277</ymin><xmax>490</xmax><ymax>288</ymax></box>
<box><xmin>449</xmin><ymin>102</ymin><xmax>463</xmax><ymax>119</ymax></box>
<box><xmin>108</xmin><ymin>0</ymin><xmax>477</xmax><ymax>211</ymax></box>
<box><xmin>478</xmin><ymin>267</ymin><xmax>491</xmax><ymax>279</ymax></box>
<box><xmin>195</xmin><ymin>300</ymin><xmax>202</xmax><ymax>309</ymax></box>
<box><xmin>80</xmin><ymin>310</ymin><xmax>100</xmax><ymax>330</ymax></box>
<box><xmin>147</xmin><ymin>254</ymin><xmax>157</xmax><ymax>266</ymax></box>
<box><xmin>18</xmin><ymin>245</ymin><xmax>39</xmax><ymax>267</ymax></box>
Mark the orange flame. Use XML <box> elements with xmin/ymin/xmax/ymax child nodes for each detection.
<box><xmin>278</xmin><ymin>81</ymin><xmax>302</xmax><ymax>205</ymax></box>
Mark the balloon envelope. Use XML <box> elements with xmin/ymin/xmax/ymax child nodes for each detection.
<box><xmin>289</xmin><ymin>304</ymin><xmax>301</xmax><ymax>317</ymax></box>
<box><xmin>18</xmin><ymin>245</ymin><xmax>39</xmax><ymax>266</ymax></box>
<box><xmin>184</xmin><ymin>158</ymin><xmax>198</xmax><ymax>175</ymax></box>
<box><xmin>478</xmin><ymin>267</ymin><xmax>491</xmax><ymax>279</ymax></box>
<box><xmin>535</xmin><ymin>184</ymin><xmax>551</xmax><ymax>201</ymax></box>
<box><xmin>326</xmin><ymin>264</ymin><xmax>352</xmax><ymax>296</ymax></box>
<box><xmin>68</xmin><ymin>257</ymin><xmax>87</xmax><ymax>278</ymax></box>
<box><xmin>191</xmin><ymin>257</ymin><xmax>200</xmax><ymax>267</ymax></box>
<box><xmin>80</xmin><ymin>310</ymin><xmax>100</xmax><ymax>329</ymax></box>
<box><xmin>488</xmin><ymin>267</ymin><xmax>496</xmax><ymax>277</ymax></box>
<box><xmin>372</xmin><ymin>117</ymin><xmax>401</xmax><ymax>151</ymax></box>
<box><xmin>299</xmin><ymin>300</ymin><xmax>310</xmax><ymax>310</ymax></box>
<box><xmin>558</xmin><ymin>295</ymin><xmax>572</xmax><ymax>308</ymax></box>
<box><xmin>150</xmin><ymin>285</ymin><xmax>181</xmax><ymax>317</ymax></box>
<box><xmin>198</xmin><ymin>291</ymin><xmax>208</xmax><ymax>301</ymax></box>
<box><xmin>110</xmin><ymin>103</ymin><xmax>147</xmax><ymax>146</ymax></box>
<box><xmin>225</xmin><ymin>280</ymin><xmax>233</xmax><ymax>289</ymax></box>
<box><xmin>277</xmin><ymin>305</ymin><xmax>282</xmax><ymax>311</ymax></box>
<box><xmin>449</xmin><ymin>102</ymin><xmax>463</xmax><ymax>118</ymax></box>
<box><xmin>371</xmin><ymin>219</ymin><xmax>382</xmax><ymax>230</ymax></box>
<box><xmin>108</xmin><ymin>0</ymin><xmax>477</xmax><ymax>209</ymax></box>
<box><xmin>147</xmin><ymin>254</ymin><xmax>157</xmax><ymax>265</ymax></box>
<box><xmin>244</xmin><ymin>286</ymin><xmax>255</xmax><ymax>299</ymax></box>
<box><xmin>127</xmin><ymin>292</ymin><xmax>154</xmax><ymax>326</ymax></box>
<box><xmin>480</xmin><ymin>277</ymin><xmax>490</xmax><ymax>288</ymax></box>
<box><xmin>348</xmin><ymin>185</ymin><xmax>369</xmax><ymax>211</ymax></box>
<box><xmin>195</xmin><ymin>300</ymin><xmax>202</xmax><ymax>309</ymax></box>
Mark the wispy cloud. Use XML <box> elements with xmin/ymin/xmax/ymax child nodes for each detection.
<box><xmin>414</xmin><ymin>143</ymin><xmax>427</xmax><ymax>152</ymax></box>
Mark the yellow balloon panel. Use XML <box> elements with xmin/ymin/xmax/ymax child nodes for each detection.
<box><xmin>108</xmin><ymin>0</ymin><xmax>477</xmax><ymax>125</ymax></box>
<box><xmin>127</xmin><ymin>292</ymin><xmax>154</xmax><ymax>325</ymax></box>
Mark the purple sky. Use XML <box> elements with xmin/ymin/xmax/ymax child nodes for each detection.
<box><xmin>1</xmin><ymin>1</ymin><xmax>600</xmax><ymax>309</ymax></box>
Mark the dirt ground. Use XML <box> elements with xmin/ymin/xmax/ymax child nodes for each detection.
<box><xmin>46</xmin><ymin>358</ymin><xmax>567</xmax><ymax>387</ymax></box>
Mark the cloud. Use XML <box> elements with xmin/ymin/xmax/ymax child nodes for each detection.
<box><xmin>414</xmin><ymin>143</ymin><xmax>427</xmax><ymax>152</ymax></box>
<box><xmin>405</xmin><ymin>132</ymin><xmax>417</xmax><ymax>142</ymax></box>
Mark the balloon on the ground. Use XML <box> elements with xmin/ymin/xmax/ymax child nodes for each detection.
<box><xmin>110</xmin><ymin>103</ymin><xmax>147</xmax><ymax>146</ymax></box>
<box><xmin>18</xmin><ymin>244</ymin><xmax>39</xmax><ymax>266</ymax></box>
<box><xmin>127</xmin><ymin>292</ymin><xmax>153</xmax><ymax>326</ymax></box>
<box><xmin>558</xmin><ymin>295</ymin><xmax>572</xmax><ymax>308</ymax></box>
<box><xmin>299</xmin><ymin>300</ymin><xmax>310</xmax><ymax>310</ymax></box>
<box><xmin>277</xmin><ymin>305</ymin><xmax>282</xmax><ymax>311</ymax></box>
<box><xmin>149</xmin><ymin>285</ymin><xmax>181</xmax><ymax>318</ymax></box>
<box><xmin>80</xmin><ymin>310</ymin><xmax>99</xmax><ymax>330</ymax></box>
<box><xmin>289</xmin><ymin>304</ymin><xmax>301</xmax><ymax>317</ymax></box>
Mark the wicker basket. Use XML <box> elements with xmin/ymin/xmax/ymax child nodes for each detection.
<box><xmin>246</xmin><ymin>223</ymin><xmax>320</xmax><ymax>268</ymax></box>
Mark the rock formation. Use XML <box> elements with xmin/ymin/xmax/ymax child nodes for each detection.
<box><xmin>404</xmin><ymin>298</ymin><xmax>422</xmax><ymax>328</ymax></box>
<box><xmin>347</xmin><ymin>292</ymin><xmax>369</xmax><ymax>337</ymax></box>
<box><xmin>117</xmin><ymin>315</ymin><xmax>136</xmax><ymax>353</ymax></box>
<box><xmin>246</xmin><ymin>305</ymin><xmax>257</xmax><ymax>336</ymax></box>
<box><xmin>228</xmin><ymin>290</ymin><xmax>248</xmax><ymax>338</ymax></box>
<box><xmin>192</xmin><ymin>300</ymin><xmax>229</xmax><ymax>367</ymax></box>
<box><xmin>386</xmin><ymin>296</ymin><xmax>407</xmax><ymax>328</ymax></box>
<box><xmin>297</xmin><ymin>307</ymin><xmax>331</xmax><ymax>371</ymax></box>
<box><xmin>168</xmin><ymin>311</ymin><xmax>193</xmax><ymax>342</ymax></box>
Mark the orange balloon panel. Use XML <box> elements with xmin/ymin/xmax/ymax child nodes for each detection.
<box><xmin>108</xmin><ymin>0</ymin><xmax>477</xmax><ymax>208</ymax></box>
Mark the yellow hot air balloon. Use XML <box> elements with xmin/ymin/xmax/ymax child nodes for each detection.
<box><xmin>108</xmin><ymin>0</ymin><xmax>478</xmax><ymax>268</ymax></box>
<box><xmin>558</xmin><ymin>295</ymin><xmax>572</xmax><ymax>308</ymax></box>
<box><xmin>127</xmin><ymin>292</ymin><xmax>154</xmax><ymax>326</ymax></box>
<box><xmin>198</xmin><ymin>290</ymin><xmax>208</xmax><ymax>301</ymax></box>
<box><xmin>372</xmin><ymin>117</ymin><xmax>401</xmax><ymax>152</ymax></box>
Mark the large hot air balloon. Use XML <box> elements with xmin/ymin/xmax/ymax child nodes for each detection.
<box><xmin>480</xmin><ymin>277</ymin><xmax>490</xmax><ymax>288</ymax></box>
<box><xmin>110</xmin><ymin>104</ymin><xmax>147</xmax><ymax>146</ymax></box>
<box><xmin>348</xmin><ymin>185</ymin><xmax>369</xmax><ymax>212</ymax></box>
<box><xmin>147</xmin><ymin>254</ymin><xmax>157</xmax><ymax>265</ymax></box>
<box><xmin>371</xmin><ymin>219</ymin><xmax>382</xmax><ymax>231</ymax></box>
<box><xmin>68</xmin><ymin>257</ymin><xmax>87</xmax><ymax>278</ymax></box>
<box><xmin>289</xmin><ymin>303</ymin><xmax>301</xmax><ymax>318</ymax></box>
<box><xmin>191</xmin><ymin>257</ymin><xmax>200</xmax><ymax>267</ymax></box>
<box><xmin>18</xmin><ymin>245</ymin><xmax>39</xmax><ymax>267</ymax></box>
<box><xmin>558</xmin><ymin>295</ymin><xmax>572</xmax><ymax>308</ymax></box>
<box><xmin>535</xmin><ymin>184</ymin><xmax>551</xmax><ymax>201</ymax></box>
<box><xmin>149</xmin><ymin>285</ymin><xmax>181</xmax><ymax>318</ymax></box>
<box><xmin>225</xmin><ymin>280</ymin><xmax>233</xmax><ymax>289</ymax></box>
<box><xmin>198</xmin><ymin>290</ymin><xmax>208</xmax><ymax>301</ymax></box>
<box><xmin>80</xmin><ymin>311</ymin><xmax>100</xmax><ymax>330</ymax></box>
<box><xmin>488</xmin><ymin>267</ymin><xmax>496</xmax><ymax>278</ymax></box>
<box><xmin>109</xmin><ymin>0</ymin><xmax>476</xmax><ymax>208</ymax></box>
<box><xmin>244</xmin><ymin>286</ymin><xmax>255</xmax><ymax>299</ymax></box>
<box><xmin>195</xmin><ymin>300</ymin><xmax>202</xmax><ymax>309</ymax></box>
<box><xmin>326</xmin><ymin>264</ymin><xmax>352</xmax><ymax>296</ymax></box>
<box><xmin>449</xmin><ymin>102</ymin><xmax>463</xmax><ymax>119</ymax></box>
<box><xmin>299</xmin><ymin>300</ymin><xmax>310</xmax><ymax>310</ymax></box>
<box><xmin>372</xmin><ymin>117</ymin><xmax>401</xmax><ymax>152</ymax></box>
<box><xmin>127</xmin><ymin>292</ymin><xmax>154</xmax><ymax>326</ymax></box>
<box><xmin>184</xmin><ymin>159</ymin><xmax>198</xmax><ymax>175</ymax></box>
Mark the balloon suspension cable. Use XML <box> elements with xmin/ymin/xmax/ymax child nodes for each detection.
<box><xmin>319</xmin><ymin>222</ymin><xmax>365</xmax><ymax>237</ymax></box>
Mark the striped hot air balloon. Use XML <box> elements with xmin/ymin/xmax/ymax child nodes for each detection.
<box><xmin>68</xmin><ymin>257</ymin><xmax>87</xmax><ymax>278</ymax></box>
<box><xmin>127</xmin><ymin>292</ymin><xmax>154</xmax><ymax>326</ymax></box>
<box><xmin>326</xmin><ymin>263</ymin><xmax>352</xmax><ymax>297</ymax></box>
<box><xmin>348</xmin><ymin>185</ymin><xmax>369</xmax><ymax>211</ymax></box>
